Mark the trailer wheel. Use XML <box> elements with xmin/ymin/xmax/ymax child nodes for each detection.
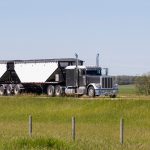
<box><xmin>55</xmin><ymin>85</ymin><xmax>62</xmax><ymax>96</ymax></box>
<box><xmin>88</xmin><ymin>86</ymin><xmax>95</xmax><ymax>97</ymax></box>
<box><xmin>47</xmin><ymin>85</ymin><xmax>55</xmax><ymax>97</ymax></box>
<box><xmin>14</xmin><ymin>84</ymin><xmax>21</xmax><ymax>95</ymax></box>
<box><xmin>0</xmin><ymin>85</ymin><xmax>5</xmax><ymax>96</ymax></box>
<box><xmin>6</xmin><ymin>84</ymin><xmax>13</xmax><ymax>96</ymax></box>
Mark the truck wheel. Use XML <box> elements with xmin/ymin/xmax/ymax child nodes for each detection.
<box><xmin>55</xmin><ymin>85</ymin><xmax>62</xmax><ymax>96</ymax></box>
<box><xmin>0</xmin><ymin>85</ymin><xmax>5</xmax><ymax>96</ymax></box>
<box><xmin>47</xmin><ymin>85</ymin><xmax>55</xmax><ymax>97</ymax></box>
<box><xmin>88</xmin><ymin>86</ymin><xmax>95</xmax><ymax>97</ymax></box>
<box><xmin>6</xmin><ymin>84</ymin><xmax>13</xmax><ymax>96</ymax></box>
<box><xmin>14</xmin><ymin>84</ymin><xmax>21</xmax><ymax>95</ymax></box>
<box><xmin>110</xmin><ymin>95</ymin><xmax>116</xmax><ymax>98</ymax></box>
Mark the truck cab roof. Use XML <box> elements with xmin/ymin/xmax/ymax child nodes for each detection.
<box><xmin>65</xmin><ymin>66</ymin><xmax>86</xmax><ymax>69</ymax></box>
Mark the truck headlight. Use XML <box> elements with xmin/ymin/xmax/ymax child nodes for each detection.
<box><xmin>113</xmin><ymin>84</ymin><xmax>118</xmax><ymax>89</ymax></box>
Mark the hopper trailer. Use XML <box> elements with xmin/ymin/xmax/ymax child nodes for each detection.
<box><xmin>0</xmin><ymin>56</ymin><xmax>118</xmax><ymax>97</ymax></box>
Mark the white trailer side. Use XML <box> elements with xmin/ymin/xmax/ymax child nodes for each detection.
<box><xmin>0</xmin><ymin>64</ymin><xmax>7</xmax><ymax>78</ymax></box>
<box><xmin>15</xmin><ymin>62</ymin><xmax>58</xmax><ymax>83</ymax></box>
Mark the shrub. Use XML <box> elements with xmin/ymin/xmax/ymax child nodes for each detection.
<box><xmin>135</xmin><ymin>75</ymin><xmax>150</xmax><ymax>95</ymax></box>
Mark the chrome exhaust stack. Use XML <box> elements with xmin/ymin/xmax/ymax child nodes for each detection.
<box><xmin>75</xmin><ymin>53</ymin><xmax>79</xmax><ymax>88</ymax></box>
<box><xmin>96</xmin><ymin>53</ymin><xmax>99</xmax><ymax>67</ymax></box>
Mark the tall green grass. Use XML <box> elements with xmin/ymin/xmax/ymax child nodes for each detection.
<box><xmin>0</xmin><ymin>96</ymin><xmax>150</xmax><ymax>149</ymax></box>
<box><xmin>1</xmin><ymin>137</ymin><xmax>70</xmax><ymax>150</ymax></box>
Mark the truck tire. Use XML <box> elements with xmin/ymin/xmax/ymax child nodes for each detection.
<box><xmin>55</xmin><ymin>85</ymin><xmax>62</xmax><ymax>96</ymax></box>
<box><xmin>110</xmin><ymin>95</ymin><xmax>116</xmax><ymax>98</ymax></box>
<box><xmin>47</xmin><ymin>85</ymin><xmax>55</xmax><ymax>97</ymax></box>
<box><xmin>88</xmin><ymin>86</ymin><xmax>95</xmax><ymax>97</ymax></box>
<box><xmin>14</xmin><ymin>84</ymin><xmax>21</xmax><ymax>95</ymax></box>
<box><xmin>0</xmin><ymin>85</ymin><xmax>5</xmax><ymax>96</ymax></box>
<box><xmin>6</xmin><ymin>84</ymin><xmax>13</xmax><ymax>96</ymax></box>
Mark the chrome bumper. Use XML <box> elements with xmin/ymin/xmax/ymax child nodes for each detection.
<box><xmin>95</xmin><ymin>88</ymin><xmax>118</xmax><ymax>96</ymax></box>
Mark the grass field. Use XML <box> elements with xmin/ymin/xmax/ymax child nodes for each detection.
<box><xmin>0</xmin><ymin>85</ymin><xmax>150</xmax><ymax>149</ymax></box>
<box><xmin>119</xmin><ymin>84</ymin><xmax>136</xmax><ymax>95</ymax></box>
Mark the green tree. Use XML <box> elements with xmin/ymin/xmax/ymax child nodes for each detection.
<box><xmin>135</xmin><ymin>75</ymin><xmax>150</xmax><ymax>95</ymax></box>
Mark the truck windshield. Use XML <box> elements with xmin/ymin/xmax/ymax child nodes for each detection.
<box><xmin>86</xmin><ymin>69</ymin><xmax>101</xmax><ymax>76</ymax></box>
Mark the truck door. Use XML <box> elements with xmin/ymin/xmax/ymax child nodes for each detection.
<box><xmin>79</xmin><ymin>69</ymin><xmax>86</xmax><ymax>86</ymax></box>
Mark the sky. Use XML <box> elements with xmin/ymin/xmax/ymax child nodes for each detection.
<box><xmin>0</xmin><ymin>0</ymin><xmax>150</xmax><ymax>75</ymax></box>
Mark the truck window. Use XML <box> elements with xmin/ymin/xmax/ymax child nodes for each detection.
<box><xmin>86</xmin><ymin>69</ymin><xmax>101</xmax><ymax>76</ymax></box>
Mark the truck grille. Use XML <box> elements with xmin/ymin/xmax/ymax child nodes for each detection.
<box><xmin>102</xmin><ymin>77</ymin><xmax>113</xmax><ymax>89</ymax></box>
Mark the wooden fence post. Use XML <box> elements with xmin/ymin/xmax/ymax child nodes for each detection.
<box><xmin>72</xmin><ymin>117</ymin><xmax>76</xmax><ymax>141</ymax></box>
<box><xmin>29</xmin><ymin>115</ymin><xmax>32</xmax><ymax>137</ymax></box>
<box><xmin>120</xmin><ymin>118</ymin><xmax>124</xmax><ymax>144</ymax></box>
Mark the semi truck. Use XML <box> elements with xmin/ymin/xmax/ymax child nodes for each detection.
<box><xmin>0</xmin><ymin>55</ymin><xmax>118</xmax><ymax>97</ymax></box>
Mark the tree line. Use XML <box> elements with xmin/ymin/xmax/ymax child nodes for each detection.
<box><xmin>135</xmin><ymin>75</ymin><xmax>150</xmax><ymax>95</ymax></box>
<box><xmin>113</xmin><ymin>75</ymin><xmax>137</xmax><ymax>85</ymax></box>
<box><xmin>114</xmin><ymin>74</ymin><xmax>150</xmax><ymax>95</ymax></box>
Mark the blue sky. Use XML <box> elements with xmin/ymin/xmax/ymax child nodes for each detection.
<box><xmin>0</xmin><ymin>0</ymin><xmax>150</xmax><ymax>75</ymax></box>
